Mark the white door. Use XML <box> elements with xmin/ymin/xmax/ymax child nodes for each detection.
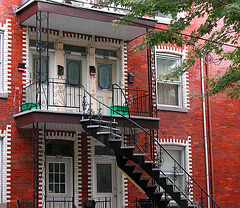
<box><xmin>96</xmin><ymin>59</ymin><xmax>118</xmax><ymax>114</ymax></box>
<box><xmin>46</xmin><ymin>157</ymin><xmax>73</xmax><ymax>208</ymax></box>
<box><xmin>94</xmin><ymin>158</ymin><xmax>117</xmax><ymax>208</ymax></box>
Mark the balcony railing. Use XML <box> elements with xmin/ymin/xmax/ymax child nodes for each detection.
<box><xmin>21</xmin><ymin>80</ymin><xmax>153</xmax><ymax>117</ymax></box>
<box><xmin>21</xmin><ymin>0</ymin><xmax>128</xmax><ymax>14</ymax></box>
<box><xmin>46</xmin><ymin>197</ymin><xmax>74</xmax><ymax>208</ymax></box>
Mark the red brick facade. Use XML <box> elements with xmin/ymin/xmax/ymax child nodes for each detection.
<box><xmin>0</xmin><ymin>1</ymin><xmax>239</xmax><ymax>208</ymax></box>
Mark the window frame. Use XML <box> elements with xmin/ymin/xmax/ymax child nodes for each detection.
<box><xmin>156</xmin><ymin>53</ymin><xmax>182</xmax><ymax>108</ymax></box>
<box><xmin>46</xmin><ymin>157</ymin><xmax>73</xmax><ymax>198</ymax></box>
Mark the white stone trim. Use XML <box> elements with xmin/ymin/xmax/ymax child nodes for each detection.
<box><xmin>120</xmin><ymin>42</ymin><xmax>128</xmax><ymax>88</ymax></box>
<box><xmin>87</xmin><ymin>136</ymin><xmax>94</xmax><ymax>201</ymax></box>
<box><xmin>74</xmin><ymin>132</ymin><xmax>82</xmax><ymax>207</ymax></box>
<box><xmin>155</xmin><ymin>45</ymin><xmax>190</xmax><ymax>110</ymax></box>
<box><xmin>22</xmin><ymin>27</ymin><xmax>30</xmax><ymax>86</ymax></box>
<box><xmin>0</xmin><ymin>19</ymin><xmax>12</xmax><ymax>94</ymax></box>
<box><xmin>158</xmin><ymin>136</ymin><xmax>193</xmax><ymax>199</ymax></box>
<box><xmin>122</xmin><ymin>174</ymin><xmax>128</xmax><ymax>207</ymax></box>
<box><xmin>0</xmin><ymin>125</ymin><xmax>11</xmax><ymax>204</ymax></box>
<box><xmin>38</xmin><ymin>130</ymin><xmax>45</xmax><ymax>207</ymax></box>
<box><xmin>46</xmin><ymin>131</ymin><xmax>76</xmax><ymax>141</ymax></box>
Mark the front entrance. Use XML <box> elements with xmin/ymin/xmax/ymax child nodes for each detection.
<box><xmin>96</xmin><ymin>59</ymin><xmax>118</xmax><ymax>114</ymax></box>
<box><xmin>46</xmin><ymin>156</ymin><xmax>73</xmax><ymax>208</ymax></box>
<box><xmin>93</xmin><ymin>152</ymin><xmax>118</xmax><ymax>208</ymax></box>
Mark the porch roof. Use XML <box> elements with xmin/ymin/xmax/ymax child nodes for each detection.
<box><xmin>13</xmin><ymin>109</ymin><xmax>160</xmax><ymax>131</ymax></box>
<box><xmin>15</xmin><ymin>0</ymin><xmax>156</xmax><ymax>41</ymax></box>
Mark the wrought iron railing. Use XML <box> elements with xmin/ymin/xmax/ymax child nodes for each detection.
<box><xmin>46</xmin><ymin>197</ymin><xmax>74</xmax><ymax>208</ymax></box>
<box><xmin>21</xmin><ymin>80</ymin><xmax>153</xmax><ymax>116</ymax></box>
<box><xmin>112</xmin><ymin>84</ymin><xmax>154</xmax><ymax>117</ymax></box>
<box><xmin>21</xmin><ymin>0</ymin><xmax>128</xmax><ymax>14</ymax></box>
<box><xmin>78</xmin><ymin>84</ymin><xmax>220</xmax><ymax>208</ymax></box>
<box><xmin>17</xmin><ymin>199</ymin><xmax>34</xmax><ymax>208</ymax></box>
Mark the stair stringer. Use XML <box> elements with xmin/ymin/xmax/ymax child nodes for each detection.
<box><xmin>81</xmin><ymin>119</ymin><xmax>194</xmax><ymax>208</ymax></box>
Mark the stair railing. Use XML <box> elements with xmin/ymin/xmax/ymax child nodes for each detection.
<box><xmin>79</xmin><ymin>84</ymin><xmax>220</xmax><ymax>208</ymax></box>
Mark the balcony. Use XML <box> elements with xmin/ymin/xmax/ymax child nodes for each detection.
<box><xmin>14</xmin><ymin>80</ymin><xmax>159</xmax><ymax>131</ymax></box>
<box><xmin>16</xmin><ymin>0</ymin><xmax>156</xmax><ymax>41</ymax></box>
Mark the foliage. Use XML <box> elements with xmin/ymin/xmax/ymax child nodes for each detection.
<box><xmin>110</xmin><ymin>0</ymin><xmax>240</xmax><ymax>99</ymax></box>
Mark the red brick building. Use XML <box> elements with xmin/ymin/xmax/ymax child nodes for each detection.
<box><xmin>0</xmin><ymin>0</ymin><xmax>239</xmax><ymax>208</ymax></box>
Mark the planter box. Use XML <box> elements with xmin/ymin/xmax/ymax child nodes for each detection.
<box><xmin>110</xmin><ymin>105</ymin><xmax>129</xmax><ymax>115</ymax></box>
<box><xmin>22</xmin><ymin>102</ymin><xmax>39</xmax><ymax>112</ymax></box>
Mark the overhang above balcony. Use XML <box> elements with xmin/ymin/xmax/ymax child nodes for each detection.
<box><xmin>16</xmin><ymin>0</ymin><xmax>156</xmax><ymax>41</ymax></box>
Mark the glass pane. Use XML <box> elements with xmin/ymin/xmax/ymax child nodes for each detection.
<box><xmin>49</xmin><ymin>184</ymin><xmax>54</xmax><ymax>192</ymax></box>
<box><xmin>157</xmin><ymin>56</ymin><xmax>180</xmax><ymax>81</ymax></box>
<box><xmin>60</xmin><ymin>163</ymin><xmax>65</xmax><ymax>172</ymax></box>
<box><xmin>67</xmin><ymin>59</ymin><xmax>82</xmax><ymax>86</ymax></box>
<box><xmin>55</xmin><ymin>184</ymin><xmax>59</xmax><ymax>193</ymax></box>
<box><xmin>157</xmin><ymin>83</ymin><xmax>179</xmax><ymax>106</ymax></box>
<box><xmin>60</xmin><ymin>174</ymin><xmax>65</xmax><ymax>183</ymax></box>
<box><xmin>60</xmin><ymin>184</ymin><xmax>65</xmax><ymax>193</ymax></box>
<box><xmin>97</xmin><ymin>63</ymin><xmax>112</xmax><ymax>91</ymax></box>
<box><xmin>49</xmin><ymin>163</ymin><xmax>53</xmax><ymax>172</ymax></box>
<box><xmin>161</xmin><ymin>149</ymin><xmax>183</xmax><ymax>172</ymax></box>
<box><xmin>97</xmin><ymin>164</ymin><xmax>112</xmax><ymax>193</ymax></box>
<box><xmin>55</xmin><ymin>163</ymin><xmax>59</xmax><ymax>172</ymax></box>
<box><xmin>55</xmin><ymin>173</ymin><xmax>59</xmax><ymax>182</ymax></box>
<box><xmin>49</xmin><ymin>173</ymin><xmax>53</xmax><ymax>183</ymax></box>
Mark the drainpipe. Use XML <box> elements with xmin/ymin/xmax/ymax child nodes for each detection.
<box><xmin>205</xmin><ymin>55</ymin><xmax>215</xmax><ymax>199</ymax></box>
<box><xmin>200</xmin><ymin>54</ymin><xmax>210</xmax><ymax>208</ymax></box>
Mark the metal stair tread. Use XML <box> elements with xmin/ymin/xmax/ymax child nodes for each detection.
<box><xmin>120</xmin><ymin>146</ymin><xmax>135</xmax><ymax>149</ymax></box>
<box><xmin>87</xmin><ymin>125</ymin><xmax>120</xmax><ymax>131</ymax></box>
<box><xmin>81</xmin><ymin>118</ymin><xmax>118</xmax><ymax>125</ymax></box>
<box><xmin>96</xmin><ymin>131</ymin><xmax>121</xmax><ymax>138</ymax></box>
<box><xmin>132</xmin><ymin>153</ymin><xmax>146</xmax><ymax>157</ymax></box>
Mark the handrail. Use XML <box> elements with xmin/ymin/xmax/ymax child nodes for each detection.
<box><xmin>21</xmin><ymin>81</ymin><xmax>220</xmax><ymax>207</ymax></box>
<box><xmin>80</xmin><ymin>83</ymin><xmax>220</xmax><ymax>207</ymax></box>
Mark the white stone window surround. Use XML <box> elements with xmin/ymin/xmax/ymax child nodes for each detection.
<box><xmin>158</xmin><ymin>137</ymin><xmax>193</xmax><ymax>199</ymax></box>
<box><xmin>155</xmin><ymin>45</ymin><xmax>189</xmax><ymax>112</ymax></box>
<box><xmin>0</xmin><ymin>20</ymin><xmax>11</xmax><ymax>99</ymax></box>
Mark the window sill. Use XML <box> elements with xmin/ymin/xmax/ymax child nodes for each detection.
<box><xmin>0</xmin><ymin>92</ymin><xmax>8</xmax><ymax>99</ymax></box>
<box><xmin>157</xmin><ymin>105</ymin><xmax>188</xmax><ymax>113</ymax></box>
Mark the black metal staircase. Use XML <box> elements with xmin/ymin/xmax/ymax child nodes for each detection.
<box><xmin>81</xmin><ymin>118</ymin><xmax>195</xmax><ymax>208</ymax></box>
<box><xmin>79</xmin><ymin>84</ymin><xmax>220</xmax><ymax>208</ymax></box>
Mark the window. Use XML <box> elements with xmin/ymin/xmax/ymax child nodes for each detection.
<box><xmin>48</xmin><ymin>162</ymin><xmax>66</xmax><ymax>194</ymax></box>
<box><xmin>159</xmin><ymin>147</ymin><xmax>185</xmax><ymax>191</ymax></box>
<box><xmin>97</xmin><ymin>63</ymin><xmax>112</xmax><ymax>91</ymax></box>
<box><xmin>156</xmin><ymin>54</ymin><xmax>182</xmax><ymax>107</ymax></box>
<box><xmin>0</xmin><ymin>32</ymin><xmax>3</xmax><ymax>91</ymax></box>
<box><xmin>97</xmin><ymin>164</ymin><xmax>112</xmax><ymax>193</ymax></box>
<box><xmin>66</xmin><ymin>59</ymin><xmax>82</xmax><ymax>86</ymax></box>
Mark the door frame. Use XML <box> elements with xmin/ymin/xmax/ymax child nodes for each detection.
<box><xmin>93</xmin><ymin>144</ymin><xmax>122</xmax><ymax>208</ymax></box>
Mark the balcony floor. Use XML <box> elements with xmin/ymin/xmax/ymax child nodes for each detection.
<box><xmin>14</xmin><ymin>109</ymin><xmax>160</xmax><ymax>132</ymax></box>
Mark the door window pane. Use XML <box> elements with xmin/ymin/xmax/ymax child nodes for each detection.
<box><xmin>33</xmin><ymin>55</ymin><xmax>48</xmax><ymax>83</ymax></box>
<box><xmin>97</xmin><ymin>63</ymin><xmax>112</xmax><ymax>91</ymax></box>
<box><xmin>97</xmin><ymin>164</ymin><xmax>112</xmax><ymax>193</ymax></box>
<box><xmin>66</xmin><ymin>59</ymin><xmax>82</xmax><ymax>86</ymax></box>
<box><xmin>48</xmin><ymin>162</ymin><xmax>66</xmax><ymax>194</ymax></box>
